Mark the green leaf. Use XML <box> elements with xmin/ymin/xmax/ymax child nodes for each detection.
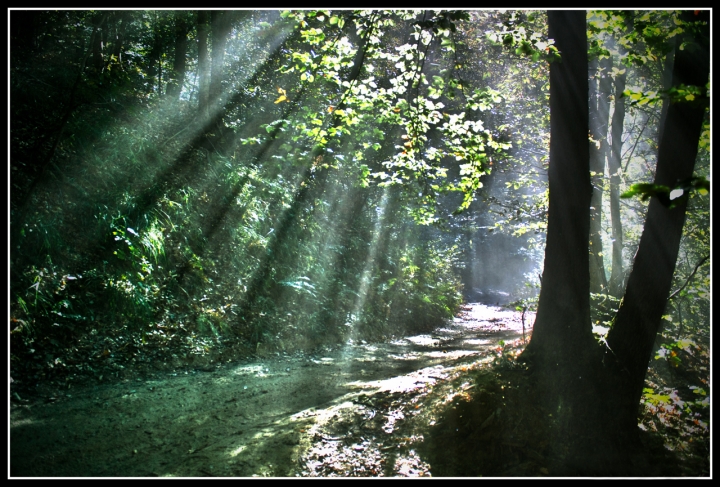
<box><xmin>621</xmin><ymin>177</ymin><xmax>709</xmax><ymax>208</ymax></box>
<box><xmin>621</xmin><ymin>183</ymin><xmax>671</xmax><ymax>204</ymax></box>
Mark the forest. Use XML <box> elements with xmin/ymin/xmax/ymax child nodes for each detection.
<box><xmin>10</xmin><ymin>9</ymin><xmax>710</xmax><ymax>477</ymax></box>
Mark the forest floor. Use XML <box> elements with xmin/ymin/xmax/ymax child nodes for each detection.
<box><xmin>10</xmin><ymin>303</ymin><xmax>708</xmax><ymax>478</ymax></box>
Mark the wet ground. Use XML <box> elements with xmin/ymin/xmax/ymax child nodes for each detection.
<box><xmin>10</xmin><ymin>303</ymin><xmax>532</xmax><ymax>477</ymax></box>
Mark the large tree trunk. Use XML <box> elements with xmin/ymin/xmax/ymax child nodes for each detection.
<box><xmin>522</xmin><ymin>11</ymin><xmax>596</xmax><ymax>427</ymax></box>
<box><xmin>525</xmin><ymin>10</ymin><xmax>593</xmax><ymax>364</ymax></box>
<box><xmin>605</xmin><ymin>9</ymin><xmax>710</xmax><ymax>435</ymax></box>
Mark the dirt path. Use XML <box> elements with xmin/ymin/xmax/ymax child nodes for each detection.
<box><xmin>10</xmin><ymin>304</ymin><xmax>533</xmax><ymax>477</ymax></box>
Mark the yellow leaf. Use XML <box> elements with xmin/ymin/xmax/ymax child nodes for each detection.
<box><xmin>327</xmin><ymin>105</ymin><xmax>335</xmax><ymax>112</ymax></box>
<box><xmin>274</xmin><ymin>95</ymin><xmax>287</xmax><ymax>104</ymax></box>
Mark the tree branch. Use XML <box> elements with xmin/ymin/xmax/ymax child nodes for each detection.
<box><xmin>668</xmin><ymin>254</ymin><xmax>709</xmax><ymax>300</ymax></box>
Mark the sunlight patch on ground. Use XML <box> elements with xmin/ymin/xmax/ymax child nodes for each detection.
<box><xmin>457</xmin><ymin>304</ymin><xmax>535</xmax><ymax>334</ymax></box>
<box><xmin>405</xmin><ymin>335</ymin><xmax>441</xmax><ymax>346</ymax></box>
<box><xmin>303</xmin><ymin>401</ymin><xmax>357</xmax><ymax>436</ymax></box>
<box><xmin>230</xmin><ymin>445</ymin><xmax>247</xmax><ymax>457</ymax></box>
<box><xmin>353</xmin><ymin>355</ymin><xmax>379</xmax><ymax>362</ymax></box>
<box><xmin>423</xmin><ymin>350</ymin><xmax>479</xmax><ymax>359</ymax></box>
<box><xmin>345</xmin><ymin>366</ymin><xmax>449</xmax><ymax>394</ymax></box>
<box><xmin>388</xmin><ymin>352</ymin><xmax>420</xmax><ymax>361</ymax></box>
<box><xmin>393</xmin><ymin>450</ymin><xmax>431</xmax><ymax>477</ymax></box>
<box><xmin>462</xmin><ymin>338</ymin><xmax>493</xmax><ymax>346</ymax></box>
<box><xmin>231</xmin><ymin>364</ymin><xmax>268</xmax><ymax>376</ymax></box>
<box><xmin>10</xmin><ymin>417</ymin><xmax>38</xmax><ymax>428</ymax></box>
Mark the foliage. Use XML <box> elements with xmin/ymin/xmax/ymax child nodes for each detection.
<box><xmin>640</xmin><ymin>336</ymin><xmax>710</xmax><ymax>468</ymax></box>
<box><xmin>10</xmin><ymin>10</ymin><xmax>478</xmax><ymax>387</ymax></box>
<box><xmin>620</xmin><ymin>176</ymin><xmax>709</xmax><ymax>208</ymax></box>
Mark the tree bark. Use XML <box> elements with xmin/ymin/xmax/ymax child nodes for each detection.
<box><xmin>588</xmin><ymin>55</ymin><xmax>612</xmax><ymax>293</ymax></box>
<box><xmin>524</xmin><ymin>11</ymin><xmax>593</xmax><ymax>368</ymax></box>
<box><xmin>520</xmin><ymin>14</ymin><xmax>604</xmax><ymax>473</ymax></box>
<box><xmin>605</xmin><ymin>9</ymin><xmax>710</xmax><ymax>434</ymax></box>
<box><xmin>197</xmin><ymin>10</ymin><xmax>210</xmax><ymax>118</ymax></box>
<box><xmin>91</xmin><ymin>12</ymin><xmax>105</xmax><ymax>73</ymax></box>
<box><xmin>109</xmin><ymin>11</ymin><xmax>130</xmax><ymax>73</ymax></box>
<box><xmin>607</xmin><ymin>68</ymin><xmax>626</xmax><ymax>296</ymax></box>
<box><xmin>209</xmin><ymin>11</ymin><xmax>234</xmax><ymax>106</ymax></box>
<box><xmin>167</xmin><ymin>12</ymin><xmax>189</xmax><ymax>100</ymax></box>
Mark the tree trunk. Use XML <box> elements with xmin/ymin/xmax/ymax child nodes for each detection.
<box><xmin>146</xmin><ymin>12</ymin><xmax>163</xmax><ymax>95</ymax></box>
<box><xmin>655</xmin><ymin>38</ymin><xmax>676</xmax><ymax>148</ymax></box>
<box><xmin>91</xmin><ymin>12</ymin><xmax>105</xmax><ymax>73</ymax></box>
<box><xmin>588</xmin><ymin>55</ymin><xmax>612</xmax><ymax>293</ymax></box>
<box><xmin>167</xmin><ymin>12</ymin><xmax>189</xmax><ymax>100</ymax></box>
<box><xmin>525</xmin><ymin>9</ymin><xmax>593</xmax><ymax>359</ymax></box>
<box><xmin>209</xmin><ymin>11</ymin><xmax>234</xmax><ymax>106</ymax></box>
<box><xmin>197</xmin><ymin>10</ymin><xmax>210</xmax><ymax>118</ymax></box>
<box><xmin>607</xmin><ymin>68</ymin><xmax>626</xmax><ymax>296</ymax></box>
<box><xmin>522</xmin><ymin>10</ymin><xmax>595</xmax><ymax>416</ymax></box>
<box><xmin>605</xmin><ymin>9</ymin><xmax>710</xmax><ymax>435</ymax></box>
<box><xmin>109</xmin><ymin>11</ymin><xmax>130</xmax><ymax>73</ymax></box>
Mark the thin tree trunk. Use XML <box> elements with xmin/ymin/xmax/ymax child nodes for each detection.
<box><xmin>91</xmin><ymin>12</ymin><xmax>105</xmax><ymax>73</ymax></box>
<box><xmin>209</xmin><ymin>11</ymin><xmax>234</xmax><ymax>106</ymax></box>
<box><xmin>109</xmin><ymin>11</ymin><xmax>130</xmax><ymax>71</ymax></box>
<box><xmin>167</xmin><ymin>12</ymin><xmax>189</xmax><ymax>100</ymax></box>
<box><xmin>607</xmin><ymin>69</ymin><xmax>626</xmax><ymax>296</ymax></box>
<box><xmin>145</xmin><ymin>12</ymin><xmax>163</xmax><ymax>95</ymax></box>
<box><xmin>588</xmin><ymin>56</ymin><xmax>612</xmax><ymax>293</ymax></box>
<box><xmin>197</xmin><ymin>10</ymin><xmax>210</xmax><ymax>119</ymax></box>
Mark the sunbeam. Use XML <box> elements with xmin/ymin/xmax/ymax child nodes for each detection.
<box><xmin>346</xmin><ymin>185</ymin><xmax>390</xmax><ymax>338</ymax></box>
